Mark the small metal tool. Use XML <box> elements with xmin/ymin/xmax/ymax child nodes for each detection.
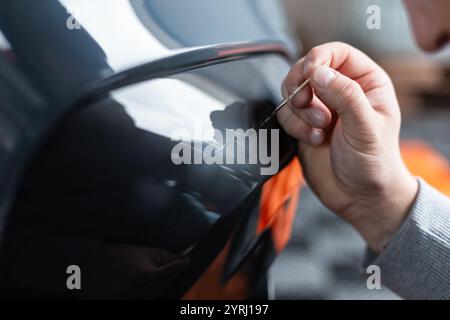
<box><xmin>260</xmin><ymin>78</ymin><xmax>311</xmax><ymax>127</ymax></box>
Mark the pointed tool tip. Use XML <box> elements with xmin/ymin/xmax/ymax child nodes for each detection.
<box><xmin>260</xmin><ymin>117</ymin><xmax>271</xmax><ymax>128</ymax></box>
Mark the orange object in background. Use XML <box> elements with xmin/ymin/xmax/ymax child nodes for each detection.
<box><xmin>258</xmin><ymin>158</ymin><xmax>304</xmax><ymax>252</ymax></box>
<box><xmin>401</xmin><ymin>140</ymin><xmax>450</xmax><ymax>197</ymax></box>
<box><xmin>182</xmin><ymin>241</ymin><xmax>249</xmax><ymax>300</ymax></box>
<box><xmin>183</xmin><ymin>159</ymin><xmax>304</xmax><ymax>300</ymax></box>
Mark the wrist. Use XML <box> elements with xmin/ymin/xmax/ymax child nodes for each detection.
<box><xmin>349</xmin><ymin>169</ymin><xmax>419</xmax><ymax>254</ymax></box>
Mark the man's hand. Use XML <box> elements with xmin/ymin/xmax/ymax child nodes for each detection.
<box><xmin>278</xmin><ymin>42</ymin><xmax>419</xmax><ymax>253</ymax></box>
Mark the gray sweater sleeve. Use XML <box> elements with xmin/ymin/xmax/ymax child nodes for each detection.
<box><xmin>365</xmin><ymin>179</ymin><xmax>450</xmax><ymax>300</ymax></box>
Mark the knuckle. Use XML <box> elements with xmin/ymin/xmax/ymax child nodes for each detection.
<box><xmin>297</xmin><ymin>132</ymin><xmax>311</xmax><ymax>144</ymax></box>
<box><xmin>331</xmin><ymin>41</ymin><xmax>351</xmax><ymax>50</ymax></box>
<box><xmin>307</xmin><ymin>47</ymin><xmax>321</xmax><ymax>62</ymax></box>
<box><xmin>371</xmin><ymin>69</ymin><xmax>392</xmax><ymax>88</ymax></box>
<box><xmin>291</xmin><ymin>89</ymin><xmax>312</xmax><ymax>108</ymax></box>
<box><xmin>293</xmin><ymin>58</ymin><xmax>305</xmax><ymax>69</ymax></box>
<box><xmin>291</xmin><ymin>108</ymin><xmax>308</xmax><ymax>123</ymax></box>
<box><xmin>291</xmin><ymin>120</ymin><xmax>311</xmax><ymax>141</ymax></box>
<box><xmin>283</xmin><ymin>74</ymin><xmax>298</xmax><ymax>94</ymax></box>
<box><xmin>338</xmin><ymin>79</ymin><xmax>363</xmax><ymax>106</ymax></box>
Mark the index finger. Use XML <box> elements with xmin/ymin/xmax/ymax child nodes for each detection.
<box><xmin>302</xmin><ymin>42</ymin><xmax>381</xmax><ymax>82</ymax></box>
<box><xmin>282</xmin><ymin>57</ymin><xmax>313</xmax><ymax>107</ymax></box>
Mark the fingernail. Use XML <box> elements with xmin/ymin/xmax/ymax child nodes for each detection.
<box><xmin>309</xmin><ymin>110</ymin><xmax>326</xmax><ymax>127</ymax></box>
<box><xmin>309</xmin><ymin>129</ymin><xmax>324</xmax><ymax>145</ymax></box>
<box><xmin>312</xmin><ymin>66</ymin><xmax>336</xmax><ymax>89</ymax></box>
<box><xmin>303</xmin><ymin>59</ymin><xmax>312</xmax><ymax>77</ymax></box>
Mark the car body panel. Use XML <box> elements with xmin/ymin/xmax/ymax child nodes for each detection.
<box><xmin>0</xmin><ymin>0</ymin><xmax>300</xmax><ymax>298</ymax></box>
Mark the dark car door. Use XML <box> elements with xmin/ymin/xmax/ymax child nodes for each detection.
<box><xmin>0</xmin><ymin>0</ymin><xmax>300</xmax><ymax>299</ymax></box>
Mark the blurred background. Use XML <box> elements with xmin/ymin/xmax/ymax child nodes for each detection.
<box><xmin>269</xmin><ymin>0</ymin><xmax>450</xmax><ymax>300</ymax></box>
<box><xmin>282</xmin><ymin>0</ymin><xmax>450</xmax><ymax>114</ymax></box>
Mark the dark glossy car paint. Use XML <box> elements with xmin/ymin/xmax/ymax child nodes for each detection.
<box><xmin>0</xmin><ymin>0</ymin><xmax>299</xmax><ymax>298</ymax></box>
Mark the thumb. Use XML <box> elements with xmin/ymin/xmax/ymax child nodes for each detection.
<box><xmin>309</xmin><ymin>66</ymin><xmax>376</xmax><ymax>138</ymax></box>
